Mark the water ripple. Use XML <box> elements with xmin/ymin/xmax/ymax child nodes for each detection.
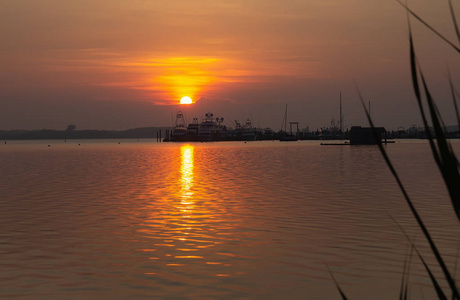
<box><xmin>1</xmin><ymin>140</ymin><xmax>459</xmax><ymax>299</ymax></box>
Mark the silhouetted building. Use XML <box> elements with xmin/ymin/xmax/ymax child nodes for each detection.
<box><xmin>349</xmin><ymin>126</ymin><xmax>386</xmax><ymax>145</ymax></box>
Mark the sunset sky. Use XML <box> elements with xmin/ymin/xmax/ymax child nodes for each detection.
<box><xmin>1</xmin><ymin>0</ymin><xmax>459</xmax><ymax>131</ymax></box>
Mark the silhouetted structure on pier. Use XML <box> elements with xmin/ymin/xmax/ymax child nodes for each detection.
<box><xmin>349</xmin><ymin>126</ymin><xmax>386</xmax><ymax>145</ymax></box>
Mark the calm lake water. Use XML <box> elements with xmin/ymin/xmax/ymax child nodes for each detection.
<box><xmin>1</xmin><ymin>139</ymin><xmax>459</xmax><ymax>299</ymax></box>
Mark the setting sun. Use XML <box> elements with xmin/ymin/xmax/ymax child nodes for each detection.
<box><xmin>180</xmin><ymin>96</ymin><xmax>193</xmax><ymax>104</ymax></box>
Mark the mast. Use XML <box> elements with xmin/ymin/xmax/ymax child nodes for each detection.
<box><xmin>340</xmin><ymin>92</ymin><xmax>343</xmax><ymax>133</ymax></box>
<box><xmin>285</xmin><ymin>104</ymin><xmax>288</xmax><ymax>133</ymax></box>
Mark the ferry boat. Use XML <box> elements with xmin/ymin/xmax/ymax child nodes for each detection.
<box><xmin>319</xmin><ymin>119</ymin><xmax>344</xmax><ymax>140</ymax></box>
<box><xmin>198</xmin><ymin>113</ymin><xmax>226</xmax><ymax>141</ymax></box>
<box><xmin>242</xmin><ymin>119</ymin><xmax>256</xmax><ymax>141</ymax></box>
<box><xmin>186</xmin><ymin>117</ymin><xmax>200</xmax><ymax>140</ymax></box>
<box><xmin>167</xmin><ymin>112</ymin><xmax>265</xmax><ymax>142</ymax></box>
<box><xmin>171</xmin><ymin>111</ymin><xmax>187</xmax><ymax>141</ymax></box>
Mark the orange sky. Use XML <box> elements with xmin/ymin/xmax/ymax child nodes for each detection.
<box><xmin>0</xmin><ymin>0</ymin><xmax>459</xmax><ymax>130</ymax></box>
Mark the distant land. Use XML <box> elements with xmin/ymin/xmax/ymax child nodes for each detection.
<box><xmin>1</xmin><ymin>124</ymin><xmax>459</xmax><ymax>141</ymax></box>
<box><xmin>0</xmin><ymin>127</ymin><xmax>171</xmax><ymax>140</ymax></box>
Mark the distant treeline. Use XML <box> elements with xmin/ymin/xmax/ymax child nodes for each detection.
<box><xmin>0</xmin><ymin>127</ymin><xmax>172</xmax><ymax>140</ymax></box>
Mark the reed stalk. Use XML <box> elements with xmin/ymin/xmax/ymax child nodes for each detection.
<box><xmin>331</xmin><ymin>1</ymin><xmax>460</xmax><ymax>297</ymax></box>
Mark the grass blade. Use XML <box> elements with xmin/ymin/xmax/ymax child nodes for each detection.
<box><xmin>408</xmin><ymin>23</ymin><xmax>443</xmax><ymax>168</ymax></box>
<box><xmin>447</xmin><ymin>68</ymin><xmax>460</xmax><ymax>131</ymax></box>
<box><xmin>417</xmin><ymin>251</ymin><xmax>449</xmax><ymax>300</ymax></box>
<box><xmin>453</xmin><ymin>242</ymin><xmax>460</xmax><ymax>300</ymax></box>
<box><xmin>409</xmin><ymin>16</ymin><xmax>460</xmax><ymax>222</ymax></box>
<box><xmin>409</xmin><ymin>11</ymin><xmax>460</xmax><ymax>222</ymax></box>
<box><xmin>420</xmin><ymin>73</ymin><xmax>460</xmax><ymax>221</ymax></box>
<box><xmin>405</xmin><ymin>244</ymin><xmax>415</xmax><ymax>299</ymax></box>
<box><xmin>400</xmin><ymin>245</ymin><xmax>410</xmax><ymax>300</ymax></box>
<box><xmin>356</xmin><ymin>87</ymin><xmax>460</xmax><ymax>299</ymax></box>
<box><xmin>388</xmin><ymin>214</ymin><xmax>449</xmax><ymax>300</ymax></box>
<box><xmin>448</xmin><ymin>0</ymin><xmax>460</xmax><ymax>44</ymax></box>
<box><xmin>397</xmin><ymin>0</ymin><xmax>460</xmax><ymax>53</ymax></box>
<box><xmin>326</xmin><ymin>265</ymin><xmax>348</xmax><ymax>300</ymax></box>
<box><xmin>400</xmin><ymin>243</ymin><xmax>415</xmax><ymax>300</ymax></box>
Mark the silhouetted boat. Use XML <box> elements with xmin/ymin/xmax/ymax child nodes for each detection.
<box><xmin>171</xmin><ymin>111</ymin><xmax>187</xmax><ymax>141</ymax></box>
<box><xmin>186</xmin><ymin>117</ymin><xmax>200</xmax><ymax>140</ymax></box>
<box><xmin>280</xmin><ymin>135</ymin><xmax>298</xmax><ymax>141</ymax></box>
<box><xmin>242</xmin><ymin>119</ymin><xmax>256</xmax><ymax>141</ymax></box>
<box><xmin>167</xmin><ymin>109</ymin><xmax>301</xmax><ymax>142</ymax></box>
<box><xmin>197</xmin><ymin>113</ymin><xmax>227</xmax><ymax>142</ymax></box>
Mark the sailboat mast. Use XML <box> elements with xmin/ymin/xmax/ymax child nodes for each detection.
<box><xmin>285</xmin><ymin>104</ymin><xmax>288</xmax><ymax>133</ymax></box>
<box><xmin>340</xmin><ymin>92</ymin><xmax>342</xmax><ymax>133</ymax></box>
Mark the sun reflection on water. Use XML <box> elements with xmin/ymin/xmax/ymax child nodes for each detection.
<box><xmin>132</xmin><ymin>144</ymin><xmax>251</xmax><ymax>278</ymax></box>
<box><xmin>180</xmin><ymin>145</ymin><xmax>194</xmax><ymax>205</ymax></box>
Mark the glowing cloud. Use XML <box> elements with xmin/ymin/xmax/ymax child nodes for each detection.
<box><xmin>150</xmin><ymin>57</ymin><xmax>221</xmax><ymax>104</ymax></box>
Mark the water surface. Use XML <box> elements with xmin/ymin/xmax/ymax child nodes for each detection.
<box><xmin>1</xmin><ymin>139</ymin><xmax>459</xmax><ymax>299</ymax></box>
